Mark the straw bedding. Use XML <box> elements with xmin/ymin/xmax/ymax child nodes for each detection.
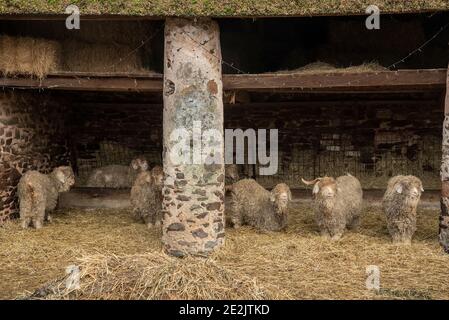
<box><xmin>0</xmin><ymin>202</ymin><xmax>448</xmax><ymax>300</ymax></box>
<box><xmin>270</xmin><ymin>61</ymin><xmax>388</xmax><ymax>75</ymax></box>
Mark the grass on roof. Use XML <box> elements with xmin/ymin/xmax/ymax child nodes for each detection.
<box><xmin>0</xmin><ymin>0</ymin><xmax>448</xmax><ymax>17</ymax></box>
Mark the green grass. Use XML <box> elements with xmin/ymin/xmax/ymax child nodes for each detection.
<box><xmin>0</xmin><ymin>0</ymin><xmax>448</xmax><ymax>17</ymax></box>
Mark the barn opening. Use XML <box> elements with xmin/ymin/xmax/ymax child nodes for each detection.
<box><xmin>0</xmin><ymin>13</ymin><xmax>448</xmax><ymax>222</ymax></box>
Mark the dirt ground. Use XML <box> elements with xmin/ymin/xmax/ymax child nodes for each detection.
<box><xmin>0</xmin><ymin>202</ymin><xmax>448</xmax><ymax>300</ymax></box>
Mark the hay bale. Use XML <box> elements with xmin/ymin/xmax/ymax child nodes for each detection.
<box><xmin>32</xmin><ymin>39</ymin><xmax>61</xmax><ymax>79</ymax></box>
<box><xmin>62</xmin><ymin>40</ymin><xmax>144</xmax><ymax>73</ymax></box>
<box><xmin>35</xmin><ymin>251</ymin><xmax>280</xmax><ymax>300</ymax></box>
<box><xmin>0</xmin><ymin>35</ymin><xmax>61</xmax><ymax>79</ymax></box>
<box><xmin>0</xmin><ymin>35</ymin><xmax>16</xmax><ymax>75</ymax></box>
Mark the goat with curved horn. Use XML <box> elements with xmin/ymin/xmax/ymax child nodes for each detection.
<box><xmin>301</xmin><ymin>178</ymin><xmax>320</xmax><ymax>185</ymax></box>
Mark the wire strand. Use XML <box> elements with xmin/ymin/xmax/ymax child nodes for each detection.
<box><xmin>387</xmin><ymin>21</ymin><xmax>449</xmax><ymax>69</ymax></box>
<box><xmin>180</xmin><ymin>29</ymin><xmax>248</xmax><ymax>74</ymax></box>
<box><xmin>108</xmin><ymin>26</ymin><xmax>162</xmax><ymax>72</ymax></box>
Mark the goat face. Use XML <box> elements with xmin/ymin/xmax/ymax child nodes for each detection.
<box><xmin>302</xmin><ymin>177</ymin><xmax>337</xmax><ymax>200</ymax></box>
<box><xmin>151</xmin><ymin>166</ymin><xmax>164</xmax><ymax>187</ymax></box>
<box><xmin>394</xmin><ymin>179</ymin><xmax>424</xmax><ymax>201</ymax></box>
<box><xmin>131</xmin><ymin>156</ymin><xmax>149</xmax><ymax>172</ymax></box>
<box><xmin>270</xmin><ymin>183</ymin><xmax>291</xmax><ymax>215</ymax></box>
<box><xmin>54</xmin><ymin>166</ymin><xmax>76</xmax><ymax>192</ymax></box>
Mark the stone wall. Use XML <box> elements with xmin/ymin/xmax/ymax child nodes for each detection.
<box><xmin>226</xmin><ymin>100</ymin><xmax>442</xmax><ymax>189</ymax></box>
<box><xmin>68</xmin><ymin>102</ymin><xmax>162</xmax><ymax>184</ymax></box>
<box><xmin>69</xmin><ymin>97</ymin><xmax>443</xmax><ymax>191</ymax></box>
<box><xmin>0</xmin><ymin>91</ymin><xmax>70</xmax><ymax>222</ymax></box>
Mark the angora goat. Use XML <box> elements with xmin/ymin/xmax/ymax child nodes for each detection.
<box><xmin>86</xmin><ymin>156</ymin><xmax>148</xmax><ymax>188</ymax></box>
<box><xmin>17</xmin><ymin>166</ymin><xmax>75</xmax><ymax>229</ymax></box>
<box><xmin>228</xmin><ymin>179</ymin><xmax>291</xmax><ymax>231</ymax></box>
<box><xmin>382</xmin><ymin>175</ymin><xmax>423</xmax><ymax>244</ymax></box>
<box><xmin>130</xmin><ymin>165</ymin><xmax>164</xmax><ymax>228</ymax></box>
<box><xmin>302</xmin><ymin>174</ymin><xmax>363</xmax><ymax>240</ymax></box>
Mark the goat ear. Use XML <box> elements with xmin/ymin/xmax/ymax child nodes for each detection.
<box><xmin>395</xmin><ymin>183</ymin><xmax>403</xmax><ymax>194</ymax></box>
<box><xmin>420</xmin><ymin>186</ymin><xmax>424</xmax><ymax>192</ymax></box>
<box><xmin>131</xmin><ymin>160</ymin><xmax>138</xmax><ymax>170</ymax></box>
<box><xmin>270</xmin><ymin>192</ymin><xmax>276</xmax><ymax>202</ymax></box>
<box><xmin>288</xmin><ymin>189</ymin><xmax>292</xmax><ymax>201</ymax></box>
<box><xmin>312</xmin><ymin>184</ymin><xmax>320</xmax><ymax>194</ymax></box>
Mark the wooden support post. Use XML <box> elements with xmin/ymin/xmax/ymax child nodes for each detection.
<box><xmin>162</xmin><ymin>18</ymin><xmax>225</xmax><ymax>257</ymax></box>
<box><xmin>440</xmin><ymin>64</ymin><xmax>449</xmax><ymax>253</ymax></box>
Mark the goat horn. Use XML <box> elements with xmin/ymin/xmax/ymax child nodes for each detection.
<box><xmin>301</xmin><ymin>178</ymin><xmax>320</xmax><ymax>185</ymax></box>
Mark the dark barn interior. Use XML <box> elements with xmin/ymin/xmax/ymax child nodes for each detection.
<box><xmin>1</xmin><ymin>13</ymin><xmax>448</xmax><ymax>221</ymax></box>
<box><xmin>0</xmin><ymin>14</ymin><xmax>448</xmax><ymax>220</ymax></box>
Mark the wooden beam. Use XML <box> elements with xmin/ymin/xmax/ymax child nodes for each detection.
<box><xmin>0</xmin><ymin>72</ymin><xmax>163</xmax><ymax>92</ymax></box>
<box><xmin>223</xmin><ymin>69</ymin><xmax>447</xmax><ymax>92</ymax></box>
<box><xmin>72</xmin><ymin>100</ymin><xmax>441</xmax><ymax>113</ymax></box>
<box><xmin>224</xmin><ymin>100</ymin><xmax>441</xmax><ymax>109</ymax></box>
<box><xmin>0</xmin><ymin>69</ymin><xmax>446</xmax><ymax>93</ymax></box>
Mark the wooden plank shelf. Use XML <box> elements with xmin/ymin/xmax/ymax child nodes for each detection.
<box><xmin>0</xmin><ymin>69</ymin><xmax>446</xmax><ymax>93</ymax></box>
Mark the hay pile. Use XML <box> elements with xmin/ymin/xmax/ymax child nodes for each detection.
<box><xmin>218</xmin><ymin>204</ymin><xmax>449</xmax><ymax>300</ymax></box>
<box><xmin>36</xmin><ymin>251</ymin><xmax>280</xmax><ymax>300</ymax></box>
<box><xmin>0</xmin><ymin>208</ymin><xmax>160</xmax><ymax>299</ymax></box>
<box><xmin>0</xmin><ymin>22</ymin><xmax>150</xmax><ymax>78</ymax></box>
<box><xmin>1</xmin><ymin>203</ymin><xmax>449</xmax><ymax>300</ymax></box>
<box><xmin>271</xmin><ymin>61</ymin><xmax>388</xmax><ymax>75</ymax></box>
<box><xmin>0</xmin><ymin>35</ymin><xmax>61</xmax><ymax>79</ymax></box>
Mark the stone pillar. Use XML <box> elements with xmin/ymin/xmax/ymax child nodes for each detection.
<box><xmin>162</xmin><ymin>18</ymin><xmax>225</xmax><ymax>257</ymax></box>
<box><xmin>440</xmin><ymin>65</ymin><xmax>449</xmax><ymax>253</ymax></box>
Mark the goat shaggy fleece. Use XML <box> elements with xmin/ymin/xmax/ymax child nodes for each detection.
<box><xmin>86</xmin><ymin>156</ymin><xmax>148</xmax><ymax>188</ymax></box>
<box><xmin>382</xmin><ymin>175</ymin><xmax>423</xmax><ymax>244</ymax></box>
<box><xmin>303</xmin><ymin>174</ymin><xmax>363</xmax><ymax>240</ymax></box>
<box><xmin>130</xmin><ymin>166</ymin><xmax>163</xmax><ymax>228</ymax></box>
<box><xmin>17</xmin><ymin>166</ymin><xmax>75</xmax><ymax>229</ymax></box>
<box><xmin>228</xmin><ymin>179</ymin><xmax>291</xmax><ymax>231</ymax></box>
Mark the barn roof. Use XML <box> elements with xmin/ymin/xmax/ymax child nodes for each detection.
<box><xmin>0</xmin><ymin>0</ymin><xmax>448</xmax><ymax>17</ymax></box>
